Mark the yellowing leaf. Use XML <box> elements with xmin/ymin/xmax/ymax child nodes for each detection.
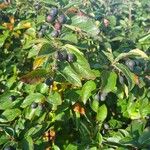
<box><xmin>33</xmin><ymin>56</ymin><xmax>48</xmax><ymax>70</ymax></box>
<box><xmin>23</xmin><ymin>22</ymin><xmax>32</xmax><ymax>28</ymax></box>
<box><xmin>114</xmin><ymin>49</ymin><xmax>149</xmax><ymax>63</ymax></box>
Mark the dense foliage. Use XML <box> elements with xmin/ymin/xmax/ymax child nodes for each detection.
<box><xmin>0</xmin><ymin>0</ymin><xmax>150</xmax><ymax>149</ymax></box>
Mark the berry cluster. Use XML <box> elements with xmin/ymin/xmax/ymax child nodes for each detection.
<box><xmin>46</xmin><ymin>7</ymin><xmax>67</xmax><ymax>37</ymax></box>
<box><xmin>55</xmin><ymin>50</ymin><xmax>76</xmax><ymax>63</ymax></box>
<box><xmin>31</xmin><ymin>102</ymin><xmax>45</xmax><ymax>110</ymax></box>
<box><xmin>125</xmin><ymin>59</ymin><xmax>143</xmax><ymax>75</ymax></box>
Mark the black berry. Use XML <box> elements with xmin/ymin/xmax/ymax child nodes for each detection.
<box><xmin>67</xmin><ymin>53</ymin><xmax>75</xmax><ymax>63</ymax></box>
<box><xmin>31</xmin><ymin>102</ymin><xmax>38</xmax><ymax>109</ymax></box>
<box><xmin>4</xmin><ymin>146</ymin><xmax>15</xmax><ymax>150</ymax></box>
<box><xmin>9</xmin><ymin>95</ymin><xmax>16</xmax><ymax>101</ymax></box>
<box><xmin>51</xmin><ymin>30</ymin><xmax>59</xmax><ymax>37</ymax></box>
<box><xmin>58</xmin><ymin>14</ymin><xmax>67</xmax><ymax>24</ymax></box>
<box><xmin>119</xmin><ymin>75</ymin><xmax>124</xmax><ymax>84</ymax></box>
<box><xmin>57</xmin><ymin>51</ymin><xmax>68</xmax><ymax>61</ymax></box>
<box><xmin>50</xmin><ymin>7</ymin><xmax>58</xmax><ymax>17</ymax></box>
<box><xmin>100</xmin><ymin>92</ymin><xmax>107</xmax><ymax>101</ymax></box>
<box><xmin>45</xmin><ymin>78</ymin><xmax>53</xmax><ymax>86</ymax></box>
<box><xmin>125</xmin><ymin>59</ymin><xmax>135</xmax><ymax>70</ymax></box>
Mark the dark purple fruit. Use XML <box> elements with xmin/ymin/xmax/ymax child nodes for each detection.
<box><xmin>125</xmin><ymin>59</ymin><xmax>135</xmax><ymax>70</ymax></box>
<box><xmin>9</xmin><ymin>95</ymin><xmax>16</xmax><ymax>101</ymax></box>
<box><xmin>4</xmin><ymin>146</ymin><xmax>15</xmax><ymax>150</ymax></box>
<box><xmin>46</xmin><ymin>15</ymin><xmax>54</xmax><ymax>23</ymax></box>
<box><xmin>133</xmin><ymin>66</ymin><xmax>142</xmax><ymax>75</ymax></box>
<box><xmin>50</xmin><ymin>7</ymin><xmax>58</xmax><ymax>17</ymax></box>
<box><xmin>67</xmin><ymin>53</ymin><xmax>75</xmax><ymax>63</ymax></box>
<box><xmin>38</xmin><ymin>103</ymin><xmax>45</xmax><ymax>110</ymax></box>
<box><xmin>45</xmin><ymin>78</ymin><xmax>53</xmax><ymax>86</ymax></box>
<box><xmin>100</xmin><ymin>92</ymin><xmax>107</xmax><ymax>101</ymax></box>
<box><xmin>58</xmin><ymin>14</ymin><xmax>67</xmax><ymax>24</ymax></box>
<box><xmin>51</xmin><ymin>30</ymin><xmax>59</xmax><ymax>37</ymax></box>
<box><xmin>54</xmin><ymin>22</ymin><xmax>62</xmax><ymax>30</ymax></box>
<box><xmin>57</xmin><ymin>51</ymin><xmax>68</xmax><ymax>61</ymax></box>
<box><xmin>119</xmin><ymin>75</ymin><xmax>124</xmax><ymax>84</ymax></box>
<box><xmin>31</xmin><ymin>102</ymin><xmax>38</xmax><ymax>109</ymax></box>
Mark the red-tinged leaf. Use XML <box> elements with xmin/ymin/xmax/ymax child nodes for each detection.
<box><xmin>20</xmin><ymin>69</ymin><xmax>47</xmax><ymax>84</ymax></box>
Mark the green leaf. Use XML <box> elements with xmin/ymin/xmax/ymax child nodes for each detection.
<box><xmin>38</xmin><ymin>43</ymin><xmax>55</xmax><ymax>56</ymax></box>
<box><xmin>96</xmin><ymin>104</ymin><xmax>107</xmax><ymax>122</ymax></box>
<box><xmin>71</xmin><ymin>15</ymin><xmax>100</xmax><ymax>36</ymax></box>
<box><xmin>53</xmin><ymin>144</ymin><xmax>60</xmax><ymax>150</ymax></box>
<box><xmin>0</xmin><ymin>31</ymin><xmax>9</xmax><ymax>48</ymax></box>
<box><xmin>114</xmin><ymin>49</ymin><xmax>149</xmax><ymax>62</ymax></box>
<box><xmin>47</xmin><ymin>92</ymin><xmax>62</xmax><ymax>109</ymax></box>
<box><xmin>0</xmin><ymin>109</ymin><xmax>21</xmax><ymax>122</ymax></box>
<box><xmin>0</xmin><ymin>92</ymin><xmax>14</xmax><ymax>110</ymax></box>
<box><xmin>64</xmin><ymin>44</ymin><xmax>96</xmax><ymax>80</ymax></box>
<box><xmin>81</xmin><ymin>80</ymin><xmax>96</xmax><ymax>104</ymax></box>
<box><xmin>59</xmin><ymin>62</ymin><xmax>82</xmax><ymax>87</ymax></box>
<box><xmin>21</xmin><ymin>93</ymin><xmax>45</xmax><ymax>108</ymax></box>
<box><xmin>91</xmin><ymin>99</ymin><xmax>99</xmax><ymax>113</ymax></box>
<box><xmin>138</xmin><ymin>128</ymin><xmax>150</xmax><ymax>145</ymax></box>
<box><xmin>116</xmin><ymin>63</ymin><xmax>135</xmax><ymax>91</ymax></box>
<box><xmin>0</xmin><ymin>135</ymin><xmax>10</xmax><ymax>145</ymax></box>
<box><xmin>61</xmin><ymin>32</ymin><xmax>78</xmax><ymax>44</ymax></box>
<box><xmin>101</xmin><ymin>71</ymin><xmax>117</xmax><ymax>93</ymax></box>
<box><xmin>65</xmin><ymin>144</ymin><xmax>77</xmax><ymax>150</ymax></box>
<box><xmin>22</xmin><ymin>136</ymin><xmax>34</xmax><ymax>150</ymax></box>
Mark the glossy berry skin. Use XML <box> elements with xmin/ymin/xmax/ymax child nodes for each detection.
<box><xmin>125</xmin><ymin>59</ymin><xmax>135</xmax><ymax>70</ymax></box>
<box><xmin>46</xmin><ymin>15</ymin><xmax>54</xmax><ymax>23</ymax></box>
<box><xmin>54</xmin><ymin>22</ymin><xmax>62</xmax><ymax>30</ymax></box>
<box><xmin>67</xmin><ymin>53</ymin><xmax>75</xmax><ymax>63</ymax></box>
<box><xmin>31</xmin><ymin>102</ymin><xmax>38</xmax><ymax>109</ymax></box>
<box><xmin>50</xmin><ymin>7</ymin><xmax>58</xmax><ymax>17</ymax></box>
<box><xmin>100</xmin><ymin>92</ymin><xmax>107</xmax><ymax>101</ymax></box>
<box><xmin>45</xmin><ymin>78</ymin><xmax>53</xmax><ymax>86</ymax></box>
<box><xmin>58</xmin><ymin>14</ymin><xmax>66</xmax><ymax>24</ymax></box>
<box><xmin>57</xmin><ymin>51</ymin><xmax>68</xmax><ymax>61</ymax></box>
<box><xmin>9</xmin><ymin>95</ymin><xmax>16</xmax><ymax>101</ymax></box>
<box><xmin>51</xmin><ymin>30</ymin><xmax>59</xmax><ymax>37</ymax></box>
<box><xmin>4</xmin><ymin>146</ymin><xmax>15</xmax><ymax>150</ymax></box>
<box><xmin>119</xmin><ymin>75</ymin><xmax>124</xmax><ymax>84</ymax></box>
